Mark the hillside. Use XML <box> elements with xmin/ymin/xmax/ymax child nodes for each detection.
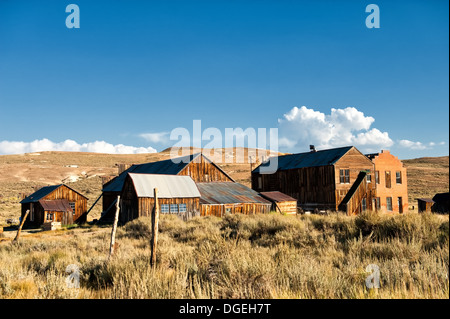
<box><xmin>0</xmin><ymin>151</ymin><xmax>448</xmax><ymax>223</ymax></box>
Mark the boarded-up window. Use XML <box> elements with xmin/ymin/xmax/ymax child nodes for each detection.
<box><xmin>386</xmin><ymin>197</ymin><xmax>393</xmax><ymax>211</ymax></box>
<box><xmin>340</xmin><ymin>169</ymin><xmax>350</xmax><ymax>184</ymax></box>
<box><xmin>396</xmin><ymin>171</ymin><xmax>402</xmax><ymax>184</ymax></box>
<box><xmin>375</xmin><ymin>171</ymin><xmax>380</xmax><ymax>184</ymax></box>
<box><xmin>398</xmin><ymin>197</ymin><xmax>403</xmax><ymax>213</ymax></box>
<box><xmin>385</xmin><ymin>171</ymin><xmax>391</xmax><ymax>188</ymax></box>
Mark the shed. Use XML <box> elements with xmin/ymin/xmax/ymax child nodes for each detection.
<box><xmin>120</xmin><ymin>173</ymin><xmax>201</xmax><ymax>224</ymax></box>
<box><xmin>431</xmin><ymin>192</ymin><xmax>449</xmax><ymax>214</ymax></box>
<box><xmin>197</xmin><ymin>182</ymin><xmax>271</xmax><ymax>217</ymax></box>
<box><xmin>259</xmin><ymin>191</ymin><xmax>298</xmax><ymax>214</ymax></box>
<box><xmin>20</xmin><ymin>184</ymin><xmax>88</xmax><ymax>227</ymax></box>
<box><xmin>417</xmin><ymin>198</ymin><xmax>434</xmax><ymax>213</ymax></box>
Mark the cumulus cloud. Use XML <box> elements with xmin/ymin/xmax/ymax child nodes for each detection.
<box><xmin>139</xmin><ymin>132</ymin><xmax>170</xmax><ymax>144</ymax></box>
<box><xmin>278</xmin><ymin>106</ymin><xmax>394</xmax><ymax>152</ymax></box>
<box><xmin>0</xmin><ymin>138</ymin><xmax>157</xmax><ymax>155</ymax></box>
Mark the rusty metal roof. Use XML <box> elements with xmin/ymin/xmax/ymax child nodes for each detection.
<box><xmin>39</xmin><ymin>199</ymin><xmax>73</xmax><ymax>212</ymax></box>
<box><xmin>416</xmin><ymin>198</ymin><xmax>435</xmax><ymax>203</ymax></box>
<box><xmin>103</xmin><ymin>153</ymin><xmax>234</xmax><ymax>193</ymax></box>
<box><xmin>259</xmin><ymin>191</ymin><xmax>297</xmax><ymax>202</ymax></box>
<box><xmin>252</xmin><ymin>146</ymin><xmax>353</xmax><ymax>173</ymax></box>
<box><xmin>128</xmin><ymin>173</ymin><xmax>201</xmax><ymax>198</ymax></box>
<box><xmin>197</xmin><ymin>182</ymin><xmax>271</xmax><ymax>205</ymax></box>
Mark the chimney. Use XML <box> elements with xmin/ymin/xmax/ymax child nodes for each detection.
<box><xmin>310</xmin><ymin>145</ymin><xmax>316</xmax><ymax>152</ymax></box>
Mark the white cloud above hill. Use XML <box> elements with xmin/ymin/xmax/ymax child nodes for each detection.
<box><xmin>0</xmin><ymin>138</ymin><xmax>157</xmax><ymax>155</ymax></box>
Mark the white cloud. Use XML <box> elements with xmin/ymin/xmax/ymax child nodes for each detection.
<box><xmin>397</xmin><ymin>139</ymin><xmax>438</xmax><ymax>150</ymax></box>
<box><xmin>0</xmin><ymin>138</ymin><xmax>157</xmax><ymax>155</ymax></box>
<box><xmin>139</xmin><ymin>132</ymin><xmax>170</xmax><ymax>144</ymax></box>
<box><xmin>278</xmin><ymin>106</ymin><xmax>394</xmax><ymax>152</ymax></box>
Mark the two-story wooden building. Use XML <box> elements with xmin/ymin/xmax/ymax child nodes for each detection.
<box><xmin>251</xmin><ymin>146</ymin><xmax>375</xmax><ymax>215</ymax></box>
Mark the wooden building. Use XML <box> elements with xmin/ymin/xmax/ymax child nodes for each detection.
<box><xmin>259</xmin><ymin>191</ymin><xmax>298</xmax><ymax>214</ymax></box>
<box><xmin>366</xmin><ymin>150</ymin><xmax>408</xmax><ymax>213</ymax></box>
<box><xmin>252</xmin><ymin>146</ymin><xmax>375</xmax><ymax>215</ymax></box>
<box><xmin>20</xmin><ymin>184</ymin><xmax>88</xmax><ymax>227</ymax></box>
<box><xmin>417</xmin><ymin>198</ymin><xmax>434</xmax><ymax>213</ymax></box>
<box><xmin>120</xmin><ymin>173</ymin><xmax>201</xmax><ymax>224</ymax></box>
<box><xmin>101</xmin><ymin>153</ymin><xmax>233</xmax><ymax>220</ymax></box>
<box><xmin>197</xmin><ymin>182</ymin><xmax>271</xmax><ymax>217</ymax></box>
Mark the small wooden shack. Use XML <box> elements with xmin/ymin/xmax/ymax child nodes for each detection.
<box><xmin>417</xmin><ymin>198</ymin><xmax>435</xmax><ymax>213</ymax></box>
<box><xmin>20</xmin><ymin>184</ymin><xmax>88</xmax><ymax>227</ymax></box>
<box><xmin>120</xmin><ymin>173</ymin><xmax>201</xmax><ymax>224</ymax></box>
<box><xmin>259</xmin><ymin>191</ymin><xmax>298</xmax><ymax>214</ymax></box>
<box><xmin>197</xmin><ymin>182</ymin><xmax>272</xmax><ymax>217</ymax></box>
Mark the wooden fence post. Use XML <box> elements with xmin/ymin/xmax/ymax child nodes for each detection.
<box><xmin>13</xmin><ymin>209</ymin><xmax>29</xmax><ymax>242</ymax></box>
<box><xmin>108</xmin><ymin>196</ymin><xmax>120</xmax><ymax>260</ymax></box>
<box><xmin>150</xmin><ymin>188</ymin><xmax>159</xmax><ymax>268</ymax></box>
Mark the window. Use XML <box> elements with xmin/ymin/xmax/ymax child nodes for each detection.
<box><xmin>170</xmin><ymin>204</ymin><xmax>179</xmax><ymax>214</ymax></box>
<box><xmin>204</xmin><ymin>174</ymin><xmax>209</xmax><ymax>182</ymax></box>
<box><xmin>179</xmin><ymin>204</ymin><xmax>187</xmax><ymax>213</ymax></box>
<box><xmin>340</xmin><ymin>169</ymin><xmax>350</xmax><ymax>184</ymax></box>
<box><xmin>386</xmin><ymin>197</ymin><xmax>393</xmax><ymax>211</ymax></box>
<box><xmin>396</xmin><ymin>171</ymin><xmax>402</xmax><ymax>184</ymax></box>
<box><xmin>366</xmin><ymin>174</ymin><xmax>372</xmax><ymax>183</ymax></box>
<box><xmin>46</xmin><ymin>213</ymin><xmax>53</xmax><ymax>221</ymax></box>
<box><xmin>385</xmin><ymin>171</ymin><xmax>391</xmax><ymax>188</ymax></box>
<box><xmin>362</xmin><ymin>198</ymin><xmax>367</xmax><ymax>212</ymax></box>
<box><xmin>161</xmin><ymin>204</ymin><xmax>169</xmax><ymax>213</ymax></box>
<box><xmin>375</xmin><ymin>197</ymin><xmax>381</xmax><ymax>210</ymax></box>
<box><xmin>375</xmin><ymin>171</ymin><xmax>380</xmax><ymax>184</ymax></box>
<box><xmin>69</xmin><ymin>202</ymin><xmax>76</xmax><ymax>216</ymax></box>
<box><xmin>258</xmin><ymin>177</ymin><xmax>262</xmax><ymax>189</ymax></box>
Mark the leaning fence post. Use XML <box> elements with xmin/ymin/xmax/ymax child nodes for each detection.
<box><xmin>108</xmin><ymin>196</ymin><xmax>120</xmax><ymax>260</ymax></box>
<box><xmin>13</xmin><ymin>210</ymin><xmax>29</xmax><ymax>242</ymax></box>
<box><xmin>150</xmin><ymin>188</ymin><xmax>159</xmax><ymax>268</ymax></box>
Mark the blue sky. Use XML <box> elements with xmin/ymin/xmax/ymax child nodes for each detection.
<box><xmin>0</xmin><ymin>0</ymin><xmax>448</xmax><ymax>159</ymax></box>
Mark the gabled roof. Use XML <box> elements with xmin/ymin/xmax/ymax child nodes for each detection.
<box><xmin>103</xmin><ymin>153</ymin><xmax>234</xmax><ymax>193</ymax></box>
<box><xmin>197</xmin><ymin>182</ymin><xmax>271</xmax><ymax>205</ymax></box>
<box><xmin>259</xmin><ymin>191</ymin><xmax>297</xmax><ymax>202</ymax></box>
<box><xmin>127</xmin><ymin>173</ymin><xmax>201</xmax><ymax>198</ymax></box>
<box><xmin>20</xmin><ymin>184</ymin><xmax>88</xmax><ymax>204</ymax></box>
<box><xmin>252</xmin><ymin>146</ymin><xmax>354</xmax><ymax>173</ymax></box>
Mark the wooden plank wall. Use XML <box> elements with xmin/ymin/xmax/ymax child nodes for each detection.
<box><xmin>179</xmin><ymin>156</ymin><xmax>233</xmax><ymax>182</ymax></box>
<box><xmin>42</xmin><ymin>185</ymin><xmax>87</xmax><ymax>223</ymax></box>
<box><xmin>200</xmin><ymin>203</ymin><xmax>271</xmax><ymax>217</ymax></box>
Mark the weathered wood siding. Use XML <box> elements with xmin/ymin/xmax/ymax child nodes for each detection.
<box><xmin>271</xmin><ymin>201</ymin><xmax>298</xmax><ymax>214</ymax></box>
<box><xmin>179</xmin><ymin>157</ymin><xmax>233</xmax><ymax>182</ymax></box>
<box><xmin>252</xmin><ymin>165</ymin><xmax>336</xmax><ymax>211</ymax></box>
<box><xmin>200</xmin><ymin>203</ymin><xmax>271</xmax><ymax>217</ymax></box>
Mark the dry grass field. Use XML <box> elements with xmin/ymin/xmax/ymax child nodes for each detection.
<box><xmin>0</xmin><ymin>150</ymin><xmax>448</xmax><ymax>299</ymax></box>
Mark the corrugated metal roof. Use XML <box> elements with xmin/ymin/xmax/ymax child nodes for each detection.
<box><xmin>197</xmin><ymin>182</ymin><xmax>271</xmax><ymax>205</ymax></box>
<box><xmin>259</xmin><ymin>191</ymin><xmax>297</xmax><ymax>202</ymax></box>
<box><xmin>39</xmin><ymin>199</ymin><xmax>73</xmax><ymax>212</ymax></box>
<box><xmin>128</xmin><ymin>173</ymin><xmax>201</xmax><ymax>198</ymax></box>
<box><xmin>252</xmin><ymin>146</ymin><xmax>353</xmax><ymax>173</ymax></box>
<box><xmin>103</xmin><ymin>153</ymin><xmax>234</xmax><ymax>193</ymax></box>
<box><xmin>21</xmin><ymin>185</ymin><xmax>62</xmax><ymax>204</ymax></box>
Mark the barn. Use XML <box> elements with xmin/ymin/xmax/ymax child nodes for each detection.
<box><xmin>120</xmin><ymin>173</ymin><xmax>201</xmax><ymax>224</ymax></box>
<box><xmin>197</xmin><ymin>182</ymin><xmax>272</xmax><ymax>217</ymax></box>
<box><xmin>259</xmin><ymin>191</ymin><xmax>298</xmax><ymax>214</ymax></box>
<box><xmin>252</xmin><ymin>146</ymin><xmax>375</xmax><ymax>215</ymax></box>
<box><xmin>101</xmin><ymin>153</ymin><xmax>234</xmax><ymax>220</ymax></box>
<box><xmin>20</xmin><ymin>184</ymin><xmax>88</xmax><ymax>227</ymax></box>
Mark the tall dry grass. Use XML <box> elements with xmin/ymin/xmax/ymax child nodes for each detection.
<box><xmin>0</xmin><ymin>212</ymin><xmax>448</xmax><ymax>299</ymax></box>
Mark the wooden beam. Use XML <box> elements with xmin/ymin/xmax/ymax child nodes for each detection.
<box><xmin>108</xmin><ymin>196</ymin><xmax>120</xmax><ymax>260</ymax></box>
<box><xmin>150</xmin><ymin>188</ymin><xmax>159</xmax><ymax>268</ymax></box>
<box><xmin>14</xmin><ymin>209</ymin><xmax>29</xmax><ymax>242</ymax></box>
